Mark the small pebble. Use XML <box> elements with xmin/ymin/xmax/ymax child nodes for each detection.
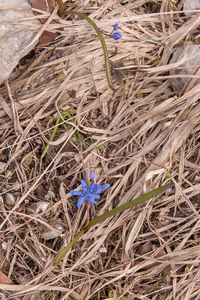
<box><xmin>6</xmin><ymin>193</ymin><xmax>15</xmax><ymax>205</ymax></box>
<box><xmin>0</xmin><ymin>162</ymin><xmax>6</xmax><ymax>171</ymax></box>
<box><xmin>45</xmin><ymin>190</ymin><xmax>56</xmax><ymax>200</ymax></box>
<box><xmin>36</xmin><ymin>138</ymin><xmax>42</xmax><ymax>144</ymax></box>
<box><xmin>98</xmin><ymin>247</ymin><xmax>107</xmax><ymax>253</ymax></box>
<box><xmin>1</xmin><ymin>242</ymin><xmax>7</xmax><ymax>250</ymax></box>
<box><xmin>74</xmin><ymin>154</ymin><xmax>81</xmax><ymax>162</ymax></box>
<box><xmin>31</xmin><ymin>201</ymin><xmax>49</xmax><ymax>213</ymax></box>
<box><xmin>194</xmin><ymin>176</ymin><xmax>200</xmax><ymax>183</ymax></box>
<box><xmin>42</xmin><ymin>224</ymin><xmax>64</xmax><ymax>240</ymax></box>
<box><xmin>12</xmin><ymin>181</ymin><xmax>21</xmax><ymax>191</ymax></box>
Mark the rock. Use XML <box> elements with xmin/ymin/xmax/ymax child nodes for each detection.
<box><xmin>0</xmin><ymin>0</ymin><xmax>40</xmax><ymax>84</ymax></box>
<box><xmin>183</xmin><ymin>0</ymin><xmax>200</xmax><ymax>17</ymax></box>
<box><xmin>194</xmin><ymin>175</ymin><xmax>200</xmax><ymax>182</ymax></box>
<box><xmin>6</xmin><ymin>193</ymin><xmax>15</xmax><ymax>205</ymax></box>
<box><xmin>0</xmin><ymin>162</ymin><xmax>6</xmax><ymax>171</ymax></box>
<box><xmin>42</xmin><ymin>224</ymin><xmax>64</xmax><ymax>240</ymax></box>
<box><xmin>45</xmin><ymin>190</ymin><xmax>56</xmax><ymax>200</ymax></box>
<box><xmin>169</xmin><ymin>44</ymin><xmax>200</xmax><ymax>92</ymax></box>
<box><xmin>31</xmin><ymin>201</ymin><xmax>49</xmax><ymax>213</ymax></box>
<box><xmin>12</xmin><ymin>181</ymin><xmax>21</xmax><ymax>191</ymax></box>
<box><xmin>1</xmin><ymin>242</ymin><xmax>7</xmax><ymax>250</ymax></box>
<box><xmin>98</xmin><ymin>247</ymin><xmax>107</xmax><ymax>253</ymax></box>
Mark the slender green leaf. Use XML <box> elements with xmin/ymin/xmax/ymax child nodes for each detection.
<box><xmin>55</xmin><ymin>0</ymin><xmax>64</xmax><ymax>16</ymax></box>
<box><xmin>54</xmin><ymin>184</ymin><xmax>170</xmax><ymax>265</ymax></box>
<box><xmin>65</xmin><ymin>11</ymin><xmax>115</xmax><ymax>92</ymax></box>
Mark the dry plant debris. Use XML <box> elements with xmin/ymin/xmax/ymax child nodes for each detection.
<box><xmin>30</xmin><ymin>0</ymin><xmax>62</xmax><ymax>52</ymax></box>
<box><xmin>1</xmin><ymin>0</ymin><xmax>200</xmax><ymax>299</ymax></box>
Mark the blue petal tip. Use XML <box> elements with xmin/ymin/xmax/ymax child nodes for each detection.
<box><xmin>81</xmin><ymin>179</ymin><xmax>87</xmax><ymax>192</ymax></box>
<box><xmin>101</xmin><ymin>183</ymin><xmax>110</xmax><ymax>192</ymax></box>
<box><xmin>113</xmin><ymin>23</ymin><xmax>119</xmax><ymax>31</ymax></box>
<box><xmin>112</xmin><ymin>32</ymin><xmax>122</xmax><ymax>40</ymax></box>
<box><xmin>90</xmin><ymin>170</ymin><xmax>95</xmax><ymax>180</ymax></box>
<box><xmin>77</xmin><ymin>196</ymin><xmax>85</xmax><ymax>207</ymax></box>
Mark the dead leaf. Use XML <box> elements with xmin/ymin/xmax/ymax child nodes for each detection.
<box><xmin>30</xmin><ymin>0</ymin><xmax>56</xmax><ymax>24</ymax></box>
<box><xmin>17</xmin><ymin>206</ymin><xmax>24</xmax><ymax>212</ymax></box>
<box><xmin>68</xmin><ymin>90</ymin><xmax>76</xmax><ymax>98</ymax></box>
<box><xmin>30</xmin><ymin>0</ymin><xmax>61</xmax><ymax>51</ymax></box>
<box><xmin>36</xmin><ymin>31</ymin><xmax>59</xmax><ymax>51</ymax></box>
<box><xmin>136</xmin><ymin>242</ymin><xmax>171</xmax><ymax>272</ymax></box>
<box><xmin>109</xmin><ymin>60</ymin><xmax>129</xmax><ymax>83</ymax></box>
<box><xmin>137</xmin><ymin>241</ymin><xmax>152</xmax><ymax>256</ymax></box>
<box><xmin>0</xmin><ymin>270</ymin><xmax>13</xmax><ymax>284</ymax></box>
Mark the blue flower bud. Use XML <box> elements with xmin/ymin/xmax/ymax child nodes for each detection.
<box><xmin>90</xmin><ymin>170</ymin><xmax>95</xmax><ymax>180</ymax></box>
<box><xmin>112</xmin><ymin>32</ymin><xmax>122</xmax><ymax>40</ymax></box>
<box><xmin>113</xmin><ymin>23</ymin><xmax>119</xmax><ymax>31</ymax></box>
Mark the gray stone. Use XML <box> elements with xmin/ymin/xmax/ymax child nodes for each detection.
<box><xmin>183</xmin><ymin>0</ymin><xmax>200</xmax><ymax>17</ymax></box>
<box><xmin>0</xmin><ymin>162</ymin><xmax>6</xmax><ymax>171</ymax></box>
<box><xmin>42</xmin><ymin>224</ymin><xmax>64</xmax><ymax>240</ymax></box>
<box><xmin>169</xmin><ymin>44</ymin><xmax>200</xmax><ymax>91</ymax></box>
<box><xmin>31</xmin><ymin>201</ymin><xmax>49</xmax><ymax>213</ymax></box>
<box><xmin>0</xmin><ymin>0</ymin><xmax>40</xmax><ymax>84</ymax></box>
<box><xmin>6</xmin><ymin>193</ymin><xmax>15</xmax><ymax>206</ymax></box>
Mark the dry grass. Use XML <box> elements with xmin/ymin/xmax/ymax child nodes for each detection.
<box><xmin>1</xmin><ymin>0</ymin><xmax>200</xmax><ymax>299</ymax></box>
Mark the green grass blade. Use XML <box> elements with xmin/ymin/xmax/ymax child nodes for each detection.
<box><xmin>85</xmin><ymin>184</ymin><xmax>170</xmax><ymax>229</ymax></box>
<box><xmin>54</xmin><ymin>230</ymin><xmax>84</xmax><ymax>265</ymax></box>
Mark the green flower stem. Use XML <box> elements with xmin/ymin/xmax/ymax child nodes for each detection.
<box><xmin>55</xmin><ymin>0</ymin><xmax>64</xmax><ymax>16</ymax></box>
<box><xmin>53</xmin><ymin>184</ymin><xmax>170</xmax><ymax>265</ymax></box>
<box><xmin>64</xmin><ymin>11</ymin><xmax>115</xmax><ymax>92</ymax></box>
<box><xmin>41</xmin><ymin>114</ymin><xmax>60</xmax><ymax>158</ymax></box>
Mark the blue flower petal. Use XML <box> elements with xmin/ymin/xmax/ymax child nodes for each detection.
<box><xmin>88</xmin><ymin>193</ymin><xmax>100</xmax><ymax>199</ymax></box>
<box><xmin>90</xmin><ymin>170</ymin><xmax>95</xmax><ymax>180</ymax></box>
<box><xmin>87</xmin><ymin>184</ymin><xmax>100</xmax><ymax>193</ymax></box>
<box><xmin>112</xmin><ymin>32</ymin><xmax>122</xmax><ymax>40</ymax></box>
<box><xmin>86</xmin><ymin>196</ymin><xmax>97</xmax><ymax>205</ymax></box>
<box><xmin>113</xmin><ymin>23</ymin><xmax>119</xmax><ymax>31</ymax></box>
<box><xmin>92</xmin><ymin>185</ymin><xmax>102</xmax><ymax>193</ymax></box>
<box><xmin>81</xmin><ymin>179</ymin><xmax>87</xmax><ymax>192</ymax></box>
<box><xmin>101</xmin><ymin>183</ymin><xmax>110</xmax><ymax>192</ymax></box>
<box><xmin>77</xmin><ymin>195</ymin><xmax>85</xmax><ymax>207</ymax></box>
<box><xmin>69</xmin><ymin>191</ymin><xmax>83</xmax><ymax>196</ymax></box>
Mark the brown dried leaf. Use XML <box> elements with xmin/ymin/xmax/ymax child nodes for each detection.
<box><xmin>68</xmin><ymin>90</ymin><xmax>76</xmax><ymax>98</ymax></box>
<box><xmin>136</xmin><ymin>242</ymin><xmax>171</xmax><ymax>272</ymax></box>
<box><xmin>0</xmin><ymin>270</ymin><xmax>13</xmax><ymax>284</ymax></box>
<box><xmin>137</xmin><ymin>241</ymin><xmax>152</xmax><ymax>256</ymax></box>
<box><xmin>30</xmin><ymin>0</ymin><xmax>61</xmax><ymax>51</ymax></box>
<box><xmin>36</xmin><ymin>31</ymin><xmax>59</xmax><ymax>52</ymax></box>
<box><xmin>30</xmin><ymin>0</ymin><xmax>56</xmax><ymax>23</ymax></box>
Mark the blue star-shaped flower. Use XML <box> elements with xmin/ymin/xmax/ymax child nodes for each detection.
<box><xmin>69</xmin><ymin>171</ymin><xmax>110</xmax><ymax>207</ymax></box>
